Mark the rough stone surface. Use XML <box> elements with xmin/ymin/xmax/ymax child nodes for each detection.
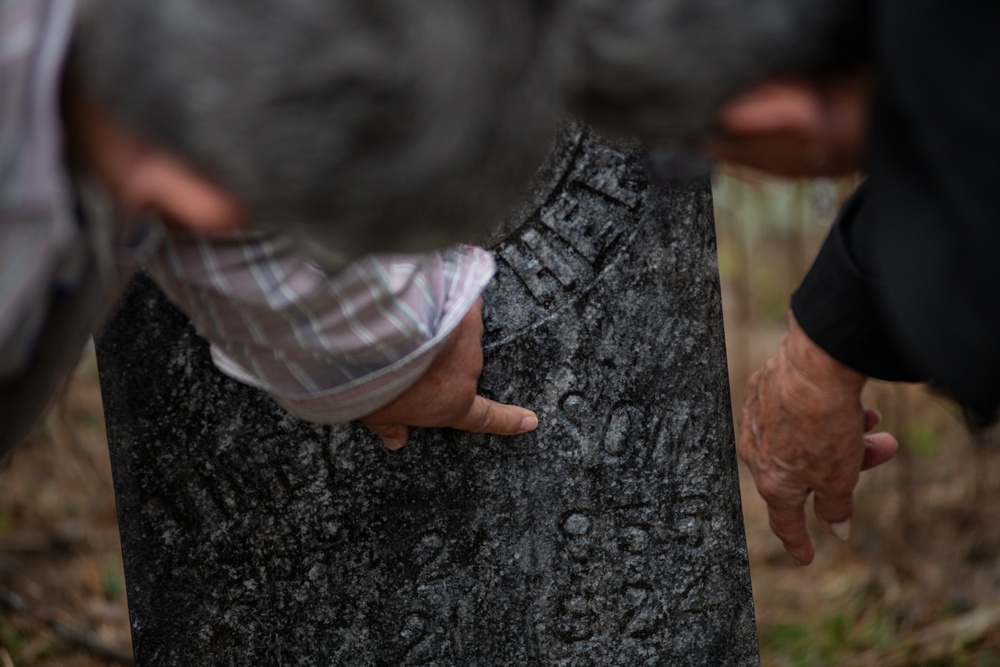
<box><xmin>97</xmin><ymin>124</ymin><xmax>759</xmax><ymax>666</ymax></box>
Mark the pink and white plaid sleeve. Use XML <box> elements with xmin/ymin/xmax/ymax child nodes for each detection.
<box><xmin>143</xmin><ymin>229</ymin><xmax>494</xmax><ymax>423</ymax></box>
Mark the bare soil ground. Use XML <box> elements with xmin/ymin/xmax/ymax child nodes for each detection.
<box><xmin>0</xmin><ymin>350</ymin><xmax>131</xmax><ymax>666</ymax></box>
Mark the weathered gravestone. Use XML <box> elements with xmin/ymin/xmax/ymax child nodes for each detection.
<box><xmin>97</xmin><ymin>124</ymin><xmax>759</xmax><ymax>666</ymax></box>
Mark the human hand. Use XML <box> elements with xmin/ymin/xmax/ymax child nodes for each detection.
<box><xmin>738</xmin><ymin>312</ymin><xmax>898</xmax><ymax>565</ymax></box>
<box><xmin>361</xmin><ymin>299</ymin><xmax>538</xmax><ymax>450</ymax></box>
<box><xmin>703</xmin><ymin>71</ymin><xmax>871</xmax><ymax>177</ymax></box>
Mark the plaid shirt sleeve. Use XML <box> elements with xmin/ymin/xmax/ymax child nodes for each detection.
<box><xmin>143</xmin><ymin>228</ymin><xmax>494</xmax><ymax>423</ymax></box>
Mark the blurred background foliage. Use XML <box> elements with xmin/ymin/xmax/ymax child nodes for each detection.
<box><xmin>715</xmin><ymin>166</ymin><xmax>1000</xmax><ymax>667</ymax></box>
<box><xmin>1</xmin><ymin>169</ymin><xmax>999</xmax><ymax>665</ymax></box>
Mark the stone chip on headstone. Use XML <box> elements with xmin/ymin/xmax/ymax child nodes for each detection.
<box><xmin>97</xmin><ymin>124</ymin><xmax>759</xmax><ymax>665</ymax></box>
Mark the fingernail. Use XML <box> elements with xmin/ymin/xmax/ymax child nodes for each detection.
<box><xmin>832</xmin><ymin>520</ymin><xmax>851</xmax><ymax>541</ymax></box>
<box><xmin>520</xmin><ymin>414</ymin><xmax>538</xmax><ymax>432</ymax></box>
<box><xmin>382</xmin><ymin>437</ymin><xmax>405</xmax><ymax>450</ymax></box>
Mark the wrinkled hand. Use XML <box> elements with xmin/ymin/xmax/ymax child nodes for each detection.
<box><xmin>738</xmin><ymin>313</ymin><xmax>898</xmax><ymax>565</ymax></box>
<box><xmin>361</xmin><ymin>299</ymin><xmax>537</xmax><ymax>450</ymax></box>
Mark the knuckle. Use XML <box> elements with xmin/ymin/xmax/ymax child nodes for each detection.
<box><xmin>456</xmin><ymin>381</ymin><xmax>479</xmax><ymax>411</ymax></box>
<box><xmin>755</xmin><ymin>476</ymin><xmax>786</xmax><ymax>503</ymax></box>
<box><xmin>816</xmin><ymin>471</ymin><xmax>859</xmax><ymax>498</ymax></box>
<box><xmin>361</xmin><ymin>420</ymin><xmax>387</xmax><ymax>436</ymax></box>
<box><xmin>767</xmin><ymin>515</ymin><xmax>788</xmax><ymax>538</ymax></box>
<box><xmin>436</xmin><ymin>379</ymin><xmax>476</xmax><ymax>414</ymax></box>
<box><xmin>767</xmin><ymin>515</ymin><xmax>799</xmax><ymax>543</ymax></box>
<box><xmin>475</xmin><ymin>403</ymin><xmax>501</xmax><ymax>432</ymax></box>
<box><xmin>814</xmin><ymin>493</ymin><xmax>853</xmax><ymax>519</ymax></box>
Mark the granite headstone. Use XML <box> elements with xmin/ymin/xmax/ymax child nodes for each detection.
<box><xmin>97</xmin><ymin>124</ymin><xmax>759</xmax><ymax>665</ymax></box>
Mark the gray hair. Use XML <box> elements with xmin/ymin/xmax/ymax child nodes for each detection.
<box><xmin>561</xmin><ymin>0</ymin><xmax>866</xmax><ymax>140</ymax></box>
<box><xmin>76</xmin><ymin>0</ymin><xmax>563</xmax><ymax>256</ymax></box>
<box><xmin>75</xmin><ymin>0</ymin><xmax>862</xmax><ymax>254</ymax></box>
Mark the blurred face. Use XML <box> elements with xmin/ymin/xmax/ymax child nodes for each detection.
<box><xmin>67</xmin><ymin>86</ymin><xmax>247</xmax><ymax>235</ymax></box>
<box><xmin>702</xmin><ymin>71</ymin><xmax>871</xmax><ymax>177</ymax></box>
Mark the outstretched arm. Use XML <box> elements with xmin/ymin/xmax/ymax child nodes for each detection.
<box><xmin>737</xmin><ymin>312</ymin><xmax>897</xmax><ymax>564</ymax></box>
<box><xmin>145</xmin><ymin>231</ymin><xmax>536</xmax><ymax>447</ymax></box>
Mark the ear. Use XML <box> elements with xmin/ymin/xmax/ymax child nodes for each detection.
<box><xmin>123</xmin><ymin>151</ymin><xmax>246</xmax><ymax>235</ymax></box>
<box><xmin>69</xmin><ymin>87</ymin><xmax>247</xmax><ymax>234</ymax></box>
<box><xmin>715</xmin><ymin>80</ymin><xmax>827</xmax><ymax>138</ymax></box>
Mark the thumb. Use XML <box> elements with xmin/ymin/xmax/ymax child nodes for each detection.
<box><xmin>361</xmin><ymin>422</ymin><xmax>410</xmax><ymax>451</ymax></box>
<box><xmin>452</xmin><ymin>396</ymin><xmax>538</xmax><ymax>436</ymax></box>
<box><xmin>861</xmin><ymin>432</ymin><xmax>898</xmax><ymax>470</ymax></box>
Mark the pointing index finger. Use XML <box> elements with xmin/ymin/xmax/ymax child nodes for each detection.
<box><xmin>453</xmin><ymin>395</ymin><xmax>538</xmax><ymax>436</ymax></box>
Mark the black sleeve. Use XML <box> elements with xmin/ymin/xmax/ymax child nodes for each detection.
<box><xmin>792</xmin><ymin>182</ymin><xmax>924</xmax><ymax>383</ymax></box>
<box><xmin>793</xmin><ymin>0</ymin><xmax>1000</xmax><ymax>417</ymax></box>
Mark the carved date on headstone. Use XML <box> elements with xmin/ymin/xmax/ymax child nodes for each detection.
<box><xmin>97</xmin><ymin>124</ymin><xmax>759</xmax><ymax>666</ymax></box>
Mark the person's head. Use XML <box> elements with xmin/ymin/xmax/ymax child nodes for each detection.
<box><xmin>560</xmin><ymin>0</ymin><xmax>867</xmax><ymax>142</ymax></box>
<box><xmin>69</xmin><ymin>0</ymin><xmax>866</xmax><ymax>258</ymax></box>
<box><xmin>71</xmin><ymin>0</ymin><xmax>563</xmax><ymax>257</ymax></box>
